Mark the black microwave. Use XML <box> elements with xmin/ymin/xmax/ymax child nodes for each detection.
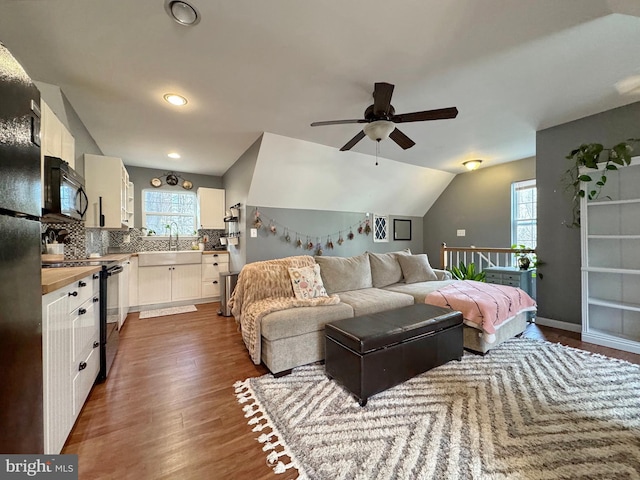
<box><xmin>42</xmin><ymin>156</ymin><xmax>88</xmax><ymax>222</ymax></box>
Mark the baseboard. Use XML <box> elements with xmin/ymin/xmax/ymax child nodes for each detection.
<box><xmin>534</xmin><ymin>317</ymin><xmax>581</xmax><ymax>333</ymax></box>
<box><xmin>128</xmin><ymin>297</ymin><xmax>220</xmax><ymax>313</ymax></box>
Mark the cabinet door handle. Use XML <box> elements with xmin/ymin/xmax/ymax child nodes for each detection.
<box><xmin>213</xmin><ymin>262</ymin><xmax>218</xmax><ymax>266</ymax></box>
<box><xmin>78</xmin><ymin>308</ymin><xmax>87</xmax><ymax>315</ymax></box>
<box><xmin>79</xmin><ymin>281</ymin><xmax>87</xmax><ymax>287</ymax></box>
<box><xmin>213</xmin><ymin>254</ymin><xmax>218</xmax><ymax>257</ymax></box>
<box><xmin>93</xmin><ymin>297</ymin><xmax>99</xmax><ymax>303</ymax></box>
<box><xmin>212</xmin><ymin>280</ymin><xmax>218</xmax><ymax>284</ymax></box>
<box><xmin>68</xmin><ymin>291</ymin><xmax>78</xmax><ymax>297</ymax></box>
<box><xmin>93</xmin><ymin>341</ymin><xmax>99</xmax><ymax>349</ymax></box>
<box><xmin>93</xmin><ymin>274</ymin><xmax>100</xmax><ymax>279</ymax></box>
<box><xmin>78</xmin><ymin>361</ymin><xmax>87</xmax><ymax>371</ymax></box>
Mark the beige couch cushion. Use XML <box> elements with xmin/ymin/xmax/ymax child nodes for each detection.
<box><xmin>261</xmin><ymin>302</ymin><xmax>355</xmax><ymax>341</ymax></box>
<box><xmin>383</xmin><ymin>280</ymin><xmax>457</xmax><ymax>303</ymax></box>
<box><xmin>337</xmin><ymin>288</ymin><xmax>414</xmax><ymax>317</ymax></box>
<box><xmin>368</xmin><ymin>250</ymin><xmax>411</xmax><ymax>288</ymax></box>
<box><xmin>398</xmin><ymin>254</ymin><xmax>438</xmax><ymax>283</ymax></box>
<box><xmin>315</xmin><ymin>254</ymin><xmax>373</xmax><ymax>294</ymax></box>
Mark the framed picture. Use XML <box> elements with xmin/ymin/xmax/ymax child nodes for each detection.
<box><xmin>393</xmin><ymin>219</ymin><xmax>412</xmax><ymax>241</ymax></box>
<box><xmin>373</xmin><ymin>214</ymin><xmax>389</xmax><ymax>243</ymax></box>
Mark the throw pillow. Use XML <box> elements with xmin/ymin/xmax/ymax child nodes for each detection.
<box><xmin>368</xmin><ymin>250</ymin><xmax>412</xmax><ymax>288</ymax></box>
<box><xmin>314</xmin><ymin>253</ymin><xmax>373</xmax><ymax>294</ymax></box>
<box><xmin>288</xmin><ymin>264</ymin><xmax>328</xmax><ymax>300</ymax></box>
<box><xmin>397</xmin><ymin>254</ymin><xmax>438</xmax><ymax>283</ymax></box>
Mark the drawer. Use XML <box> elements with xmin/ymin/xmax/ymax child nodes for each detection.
<box><xmin>202</xmin><ymin>261</ymin><xmax>229</xmax><ymax>281</ymax></box>
<box><xmin>484</xmin><ymin>273</ymin><xmax>502</xmax><ymax>282</ymax></box>
<box><xmin>202</xmin><ymin>280</ymin><xmax>221</xmax><ymax>298</ymax></box>
<box><xmin>68</xmin><ymin>275</ymin><xmax>95</xmax><ymax>313</ymax></box>
<box><xmin>502</xmin><ymin>273</ymin><xmax>522</xmax><ymax>282</ymax></box>
<box><xmin>504</xmin><ymin>280</ymin><xmax>521</xmax><ymax>287</ymax></box>
<box><xmin>72</xmin><ymin>296</ymin><xmax>100</xmax><ymax>364</ymax></box>
<box><xmin>72</xmin><ymin>347</ymin><xmax>100</xmax><ymax>417</ymax></box>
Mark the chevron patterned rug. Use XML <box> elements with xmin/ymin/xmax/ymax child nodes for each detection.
<box><xmin>234</xmin><ymin>338</ymin><xmax>640</xmax><ymax>480</ymax></box>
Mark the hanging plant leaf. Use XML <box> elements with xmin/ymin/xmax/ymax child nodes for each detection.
<box><xmin>578</xmin><ymin>175</ymin><xmax>592</xmax><ymax>182</ymax></box>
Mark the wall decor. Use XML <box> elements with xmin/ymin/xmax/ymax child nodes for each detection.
<box><xmin>393</xmin><ymin>219</ymin><xmax>412</xmax><ymax>241</ymax></box>
<box><xmin>150</xmin><ymin>171</ymin><xmax>193</xmax><ymax>190</ymax></box>
<box><xmin>373</xmin><ymin>214</ymin><xmax>389</xmax><ymax>243</ymax></box>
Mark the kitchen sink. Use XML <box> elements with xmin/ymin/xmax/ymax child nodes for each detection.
<box><xmin>137</xmin><ymin>250</ymin><xmax>202</xmax><ymax>266</ymax></box>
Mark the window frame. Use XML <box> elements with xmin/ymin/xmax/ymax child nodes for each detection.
<box><xmin>141</xmin><ymin>188</ymin><xmax>199</xmax><ymax>238</ymax></box>
<box><xmin>511</xmin><ymin>179</ymin><xmax>537</xmax><ymax>249</ymax></box>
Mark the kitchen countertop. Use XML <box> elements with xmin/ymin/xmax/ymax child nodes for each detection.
<box><xmin>41</xmin><ymin>254</ymin><xmax>133</xmax><ymax>295</ymax></box>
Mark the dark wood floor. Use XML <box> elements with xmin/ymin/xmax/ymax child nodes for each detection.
<box><xmin>63</xmin><ymin>303</ymin><xmax>640</xmax><ymax>479</ymax></box>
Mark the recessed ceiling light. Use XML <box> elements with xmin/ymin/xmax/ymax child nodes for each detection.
<box><xmin>163</xmin><ymin>93</ymin><xmax>188</xmax><ymax>106</ymax></box>
<box><xmin>615</xmin><ymin>74</ymin><xmax>640</xmax><ymax>95</ymax></box>
<box><xmin>165</xmin><ymin>1</ymin><xmax>200</xmax><ymax>26</ymax></box>
<box><xmin>168</xmin><ymin>152</ymin><xmax>181</xmax><ymax>159</ymax></box>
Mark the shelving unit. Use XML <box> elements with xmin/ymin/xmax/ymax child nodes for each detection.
<box><xmin>581</xmin><ymin>157</ymin><xmax>640</xmax><ymax>354</ymax></box>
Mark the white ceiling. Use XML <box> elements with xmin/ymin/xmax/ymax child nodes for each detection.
<box><xmin>0</xmin><ymin>0</ymin><xmax>639</xmax><ymax>176</ymax></box>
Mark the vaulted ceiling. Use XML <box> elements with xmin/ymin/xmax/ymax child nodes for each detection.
<box><xmin>0</xmin><ymin>0</ymin><xmax>639</xmax><ymax>176</ymax></box>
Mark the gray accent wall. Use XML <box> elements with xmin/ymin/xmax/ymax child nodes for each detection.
<box><xmin>126</xmin><ymin>165</ymin><xmax>223</xmax><ymax>229</ymax></box>
<box><xmin>536</xmin><ymin>101</ymin><xmax>640</xmax><ymax>325</ymax></box>
<box><xmin>423</xmin><ymin>157</ymin><xmax>536</xmax><ymax>268</ymax></box>
<box><xmin>245</xmin><ymin>206</ymin><xmax>424</xmax><ymax>264</ymax></box>
<box><xmin>222</xmin><ymin>136</ymin><xmax>262</xmax><ymax>271</ymax></box>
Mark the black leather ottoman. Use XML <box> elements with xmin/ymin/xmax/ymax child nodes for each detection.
<box><xmin>325</xmin><ymin>303</ymin><xmax>463</xmax><ymax>406</ymax></box>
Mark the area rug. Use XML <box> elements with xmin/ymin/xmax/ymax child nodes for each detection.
<box><xmin>138</xmin><ymin>305</ymin><xmax>197</xmax><ymax>319</ymax></box>
<box><xmin>234</xmin><ymin>338</ymin><xmax>640</xmax><ymax>479</ymax></box>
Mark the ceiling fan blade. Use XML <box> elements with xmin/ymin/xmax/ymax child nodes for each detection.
<box><xmin>373</xmin><ymin>82</ymin><xmax>395</xmax><ymax>116</ymax></box>
<box><xmin>389</xmin><ymin>128</ymin><xmax>415</xmax><ymax>150</ymax></box>
<box><xmin>311</xmin><ymin>119</ymin><xmax>367</xmax><ymax>127</ymax></box>
<box><xmin>340</xmin><ymin>130</ymin><xmax>366</xmax><ymax>151</ymax></box>
<box><xmin>391</xmin><ymin>106</ymin><xmax>458</xmax><ymax>123</ymax></box>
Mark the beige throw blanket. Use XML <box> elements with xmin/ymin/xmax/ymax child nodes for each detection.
<box><xmin>229</xmin><ymin>255</ymin><xmax>340</xmax><ymax>364</ymax></box>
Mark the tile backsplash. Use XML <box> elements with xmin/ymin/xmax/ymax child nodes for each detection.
<box><xmin>41</xmin><ymin>222</ymin><xmax>225</xmax><ymax>259</ymax></box>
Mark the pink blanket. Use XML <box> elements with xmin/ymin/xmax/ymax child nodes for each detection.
<box><xmin>424</xmin><ymin>280</ymin><xmax>536</xmax><ymax>336</ymax></box>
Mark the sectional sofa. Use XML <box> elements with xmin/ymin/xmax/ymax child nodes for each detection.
<box><xmin>231</xmin><ymin>251</ymin><xmax>529</xmax><ymax>375</ymax></box>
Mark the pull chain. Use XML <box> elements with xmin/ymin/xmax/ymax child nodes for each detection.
<box><xmin>375</xmin><ymin>140</ymin><xmax>380</xmax><ymax>166</ymax></box>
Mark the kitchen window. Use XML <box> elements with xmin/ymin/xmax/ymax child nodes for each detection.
<box><xmin>142</xmin><ymin>189</ymin><xmax>197</xmax><ymax>236</ymax></box>
<box><xmin>511</xmin><ymin>179</ymin><xmax>536</xmax><ymax>249</ymax></box>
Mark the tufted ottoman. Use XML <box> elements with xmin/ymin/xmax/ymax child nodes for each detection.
<box><xmin>325</xmin><ymin>303</ymin><xmax>463</xmax><ymax>406</ymax></box>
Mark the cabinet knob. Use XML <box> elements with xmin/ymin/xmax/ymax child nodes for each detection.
<box><xmin>93</xmin><ymin>341</ymin><xmax>99</xmax><ymax>349</ymax></box>
<box><xmin>79</xmin><ymin>281</ymin><xmax>87</xmax><ymax>287</ymax></box>
<box><xmin>212</xmin><ymin>280</ymin><xmax>218</xmax><ymax>284</ymax></box>
<box><xmin>78</xmin><ymin>361</ymin><xmax>87</xmax><ymax>371</ymax></box>
<box><xmin>78</xmin><ymin>308</ymin><xmax>87</xmax><ymax>315</ymax></box>
<box><xmin>93</xmin><ymin>274</ymin><xmax>100</xmax><ymax>279</ymax></box>
<box><xmin>93</xmin><ymin>297</ymin><xmax>99</xmax><ymax>303</ymax></box>
<box><xmin>68</xmin><ymin>291</ymin><xmax>78</xmax><ymax>297</ymax></box>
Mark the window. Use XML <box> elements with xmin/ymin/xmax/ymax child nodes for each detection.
<box><xmin>142</xmin><ymin>189</ymin><xmax>197</xmax><ymax>236</ymax></box>
<box><xmin>511</xmin><ymin>179</ymin><xmax>536</xmax><ymax>248</ymax></box>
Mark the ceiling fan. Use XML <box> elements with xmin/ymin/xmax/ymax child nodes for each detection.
<box><xmin>311</xmin><ymin>82</ymin><xmax>458</xmax><ymax>151</ymax></box>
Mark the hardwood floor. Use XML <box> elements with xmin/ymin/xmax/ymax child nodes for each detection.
<box><xmin>63</xmin><ymin>304</ymin><xmax>640</xmax><ymax>479</ymax></box>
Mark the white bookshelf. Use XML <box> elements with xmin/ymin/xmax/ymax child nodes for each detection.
<box><xmin>581</xmin><ymin>156</ymin><xmax>640</xmax><ymax>354</ymax></box>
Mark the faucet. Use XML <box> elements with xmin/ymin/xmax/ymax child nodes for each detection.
<box><xmin>168</xmin><ymin>222</ymin><xmax>179</xmax><ymax>251</ymax></box>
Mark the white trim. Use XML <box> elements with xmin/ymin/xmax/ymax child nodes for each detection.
<box><xmin>534</xmin><ymin>316</ymin><xmax>581</xmax><ymax>333</ymax></box>
<box><xmin>581</xmin><ymin>331</ymin><xmax>640</xmax><ymax>355</ymax></box>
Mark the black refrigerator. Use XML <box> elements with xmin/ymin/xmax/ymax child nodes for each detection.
<box><xmin>0</xmin><ymin>42</ymin><xmax>44</xmax><ymax>453</ymax></box>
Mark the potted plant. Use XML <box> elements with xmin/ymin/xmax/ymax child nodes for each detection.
<box><xmin>563</xmin><ymin>139</ymin><xmax>639</xmax><ymax>228</ymax></box>
<box><xmin>448</xmin><ymin>262</ymin><xmax>486</xmax><ymax>282</ymax></box>
<box><xmin>511</xmin><ymin>244</ymin><xmax>533</xmax><ymax>270</ymax></box>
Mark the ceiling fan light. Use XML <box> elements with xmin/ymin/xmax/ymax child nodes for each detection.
<box><xmin>363</xmin><ymin>120</ymin><xmax>395</xmax><ymax>141</ymax></box>
<box><xmin>463</xmin><ymin>160</ymin><xmax>482</xmax><ymax>171</ymax></box>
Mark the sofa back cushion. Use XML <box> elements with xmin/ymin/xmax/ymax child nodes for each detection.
<box><xmin>368</xmin><ymin>250</ymin><xmax>412</xmax><ymax>288</ymax></box>
<box><xmin>397</xmin><ymin>254</ymin><xmax>438</xmax><ymax>283</ymax></box>
<box><xmin>315</xmin><ymin>253</ymin><xmax>373</xmax><ymax>294</ymax></box>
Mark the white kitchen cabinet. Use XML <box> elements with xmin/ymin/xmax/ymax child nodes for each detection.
<box><xmin>197</xmin><ymin>187</ymin><xmax>225</xmax><ymax>230</ymax></box>
<box><xmin>201</xmin><ymin>252</ymin><xmax>229</xmax><ymax>298</ymax></box>
<box><xmin>581</xmin><ymin>157</ymin><xmax>640</xmax><ymax>354</ymax></box>
<box><xmin>42</xmin><ymin>272</ymin><xmax>100</xmax><ymax>454</ymax></box>
<box><xmin>84</xmin><ymin>154</ymin><xmax>133</xmax><ymax>229</ymax></box>
<box><xmin>41</xmin><ymin>100</ymin><xmax>75</xmax><ymax>167</ymax></box>
<box><xmin>119</xmin><ymin>260</ymin><xmax>130</xmax><ymax>329</ymax></box>
<box><xmin>138</xmin><ymin>263</ymin><xmax>202</xmax><ymax>306</ymax></box>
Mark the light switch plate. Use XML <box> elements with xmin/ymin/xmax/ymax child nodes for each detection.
<box><xmin>250</xmin><ymin>228</ymin><xmax>257</xmax><ymax>238</ymax></box>
<box><xmin>457</xmin><ymin>229</ymin><xmax>466</xmax><ymax>237</ymax></box>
